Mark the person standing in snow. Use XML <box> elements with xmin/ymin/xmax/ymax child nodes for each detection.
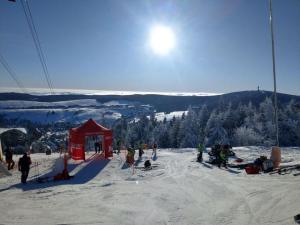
<box><xmin>218</xmin><ymin>146</ymin><xmax>229</xmax><ymax>168</ymax></box>
<box><xmin>5</xmin><ymin>147</ymin><xmax>15</xmax><ymax>170</ymax></box>
<box><xmin>126</xmin><ymin>146</ymin><xmax>135</xmax><ymax>165</ymax></box>
<box><xmin>152</xmin><ymin>143</ymin><xmax>157</xmax><ymax>157</ymax></box>
<box><xmin>138</xmin><ymin>144</ymin><xmax>144</xmax><ymax>160</ymax></box>
<box><xmin>94</xmin><ymin>141</ymin><xmax>99</xmax><ymax>153</ymax></box>
<box><xmin>18</xmin><ymin>153</ymin><xmax>32</xmax><ymax>184</ymax></box>
<box><xmin>116</xmin><ymin>140</ymin><xmax>121</xmax><ymax>155</ymax></box>
<box><xmin>197</xmin><ymin>143</ymin><xmax>204</xmax><ymax>162</ymax></box>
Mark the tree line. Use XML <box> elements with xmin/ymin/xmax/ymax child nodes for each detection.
<box><xmin>112</xmin><ymin>97</ymin><xmax>300</xmax><ymax>148</ymax></box>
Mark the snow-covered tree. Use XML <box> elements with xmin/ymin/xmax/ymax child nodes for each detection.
<box><xmin>178</xmin><ymin>106</ymin><xmax>200</xmax><ymax>147</ymax></box>
<box><xmin>205</xmin><ymin>110</ymin><xmax>229</xmax><ymax>146</ymax></box>
<box><xmin>233</xmin><ymin>126</ymin><xmax>262</xmax><ymax>146</ymax></box>
<box><xmin>198</xmin><ymin>105</ymin><xmax>210</xmax><ymax>144</ymax></box>
<box><xmin>257</xmin><ymin>97</ymin><xmax>276</xmax><ymax>146</ymax></box>
<box><xmin>168</xmin><ymin>116</ymin><xmax>180</xmax><ymax>148</ymax></box>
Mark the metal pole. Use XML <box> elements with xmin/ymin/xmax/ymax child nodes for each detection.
<box><xmin>269</xmin><ymin>0</ymin><xmax>279</xmax><ymax>146</ymax></box>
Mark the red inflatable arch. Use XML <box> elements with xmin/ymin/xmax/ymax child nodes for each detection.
<box><xmin>68</xmin><ymin>119</ymin><xmax>113</xmax><ymax>160</ymax></box>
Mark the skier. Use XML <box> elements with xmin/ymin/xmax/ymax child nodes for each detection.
<box><xmin>5</xmin><ymin>147</ymin><xmax>15</xmax><ymax>170</ymax></box>
<box><xmin>197</xmin><ymin>143</ymin><xmax>204</xmax><ymax>162</ymax></box>
<box><xmin>18</xmin><ymin>153</ymin><xmax>32</xmax><ymax>184</ymax></box>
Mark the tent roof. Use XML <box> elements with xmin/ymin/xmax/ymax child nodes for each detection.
<box><xmin>0</xmin><ymin>128</ymin><xmax>27</xmax><ymax>135</ymax></box>
<box><xmin>71</xmin><ymin>119</ymin><xmax>111</xmax><ymax>134</ymax></box>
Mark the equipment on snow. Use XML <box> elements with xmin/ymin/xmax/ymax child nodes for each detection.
<box><xmin>245</xmin><ymin>165</ymin><xmax>260</xmax><ymax>174</ymax></box>
<box><xmin>144</xmin><ymin>160</ymin><xmax>151</xmax><ymax>169</ymax></box>
<box><xmin>295</xmin><ymin>214</ymin><xmax>300</xmax><ymax>224</ymax></box>
<box><xmin>269</xmin><ymin>164</ymin><xmax>300</xmax><ymax>175</ymax></box>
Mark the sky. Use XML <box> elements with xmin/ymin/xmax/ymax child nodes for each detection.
<box><xmin>0</xmin><ymin>0</ymin><xmax>299</xmax><ymax>95</ymax></box>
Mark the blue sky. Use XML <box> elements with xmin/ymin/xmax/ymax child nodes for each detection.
<box><xmin>0</xmin><ymin>0</ymin><xmax>299</xmax><ymax>95</ymax></box>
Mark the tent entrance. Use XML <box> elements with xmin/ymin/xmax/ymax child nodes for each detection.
<box><xmin>68</xmin><ymin>119</ymin><xmax>113</xmax><ymax>160</ymax></box>
<box><xmin>85</xmin><ymin>135</ymin><xmax>104</xmax><ymax>153</ymax></box>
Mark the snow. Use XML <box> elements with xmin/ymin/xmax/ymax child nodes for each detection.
<box><xmin>0</xmin><ymin>147</ymin><xmax>299</xmax><ymax>225</ymax></box>
<box><xmin>0</xmin><ymin>99</ymin><xmax>147</xmax><ymax>124</ymax></box>
<box><xmin>102</xmin><ymin>100</ymin><xmax>131</xmax><ymax>106</ymax></box>
<box><xmin>155</xmin><ymin>111</ymin><xmax>187</xmax><ymax>121</ymax></box>
<box><xmin>0</xmin><ymin>108</ymin><xmax>122</xmax><ymax>124</ymax></box>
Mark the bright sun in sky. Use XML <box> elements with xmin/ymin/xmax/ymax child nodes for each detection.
<box><xmin>149</xmin><ymin>25</ymin><xmax>176</xmax><ymax>56</ymax></box>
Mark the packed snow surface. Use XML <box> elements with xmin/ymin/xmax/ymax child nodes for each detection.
<box><xmin>0</xmin><ymin>147</ymin><xmax>299</xmax><ymax>225</ymax></box>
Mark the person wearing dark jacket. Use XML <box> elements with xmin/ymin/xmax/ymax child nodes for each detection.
<box><xmin>5</xmin><ymin>148</ymin><xmax>15</xmax><ymax>170</ymax></box>
<box><xmin>18</xmin><ymin>153</ymin><xmax>32</xmax><ymax>184</ymax></box>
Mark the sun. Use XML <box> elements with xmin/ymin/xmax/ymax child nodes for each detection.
<box><xmin>149</xmin><ymin>25</ymin><xmax>175</xmax><ymax>56</ymax></box>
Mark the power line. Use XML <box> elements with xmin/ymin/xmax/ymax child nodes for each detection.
<box><xmin>20</xmin><ymin>0</ymin><xmax>54</xmax><ymax>94</ymax></box>
<box><xmin>0</xmin><ymin>52</ymin><xmax>27</xmax><ymax>93</ymax></box>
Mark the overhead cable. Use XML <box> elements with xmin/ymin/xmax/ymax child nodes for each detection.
<box><xmin>0</xmin><ymin>52</ymin><xmax>27</xmax><ymax>93</ymax></box>
<box><xmin>20</xmin><ymin>0</ymin><xmax>54</xmax><ymax>94</ymax></box>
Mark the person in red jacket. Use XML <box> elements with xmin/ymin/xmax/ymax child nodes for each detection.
<box><xmin>18</xmin><ymin>153</ymin><xmax>32</xmax><ymax>184</ymax></box>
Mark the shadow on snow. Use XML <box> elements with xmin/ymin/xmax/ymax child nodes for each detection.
<box><xmin>0</xmin><ymin>153</ymin><xmax>110</xmax><ymax>192</ymax></box>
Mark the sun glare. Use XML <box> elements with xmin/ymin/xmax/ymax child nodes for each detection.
<box><xmin>149</xmin><ymin>25</ymin><xmax>175</xmax><ymax>56</ymax></box>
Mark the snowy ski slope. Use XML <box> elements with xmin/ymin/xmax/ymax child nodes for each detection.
<box><xmin>0</xmin><ymin>147</ymin><xmax>299</xmax><ymax>225</ymax></box>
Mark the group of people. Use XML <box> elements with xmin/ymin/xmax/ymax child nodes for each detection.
<box><xmin>198</xmin><ymin>144</ymin><xmax>233</xmax><ymax>168</ymax></box>
<box><xmin>125</xmin><ymin>143</ymin><xmax>158</xmax><ymax>166</ymax></box>
<box><xmin>208</xmin><ymin>144</ymin><xmax>231</xmax><ymax>168</ymax></box>
<box><xmin>3</xmin><ymin>147</ymin><xmax>32</xmax><ymax>184</ymax></box>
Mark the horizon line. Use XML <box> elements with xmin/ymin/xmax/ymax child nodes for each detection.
<box><xmin>0</xmin><ymin>87</ymin><xmax>222</xmax><ymax>97</ymax></box>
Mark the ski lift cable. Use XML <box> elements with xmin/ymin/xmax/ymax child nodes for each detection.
<box><xmin>25</xmin><ymin>0</ymin><xmax>54</xmax><ymax>91</ymax></box>
<box><xmin>21</xmin><ymin>0</ymin><xmax>54</xmax><ymax>94</ymax></box>
<box><xmin>22</xmin><ymin>0</ymin><xmax>54</xmax><ymax>94</ymax></box>
<box><xmin>20</xmin><ymin>0</ymin><xmax>54</xmax><ymax>94</ymax></box>
<box><xmin>0</xmin><ymin>52</ymin><xmax>27</xmax><ymax>93</ymax></box>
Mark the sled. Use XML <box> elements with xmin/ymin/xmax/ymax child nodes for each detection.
<box><xmin>245</xmin><ymin>165</ymin><xmax>260</xmax><ymax>174</ymax></box>
<box><xmin>228</xmin><ymin>163</ymin><xmax>250</xmax><ymax>170</ymax></box>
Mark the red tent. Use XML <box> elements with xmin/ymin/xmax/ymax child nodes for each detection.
<box><xmin>68</xmin><ymin>119</ymin><xmax>113</xmax><ymax>160</ymax></box>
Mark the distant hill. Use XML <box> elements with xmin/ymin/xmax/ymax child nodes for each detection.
<box><xmin>0</xmin><ymin>90</ymin><xmax>299</xmax><ymax>112</ymax></box>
